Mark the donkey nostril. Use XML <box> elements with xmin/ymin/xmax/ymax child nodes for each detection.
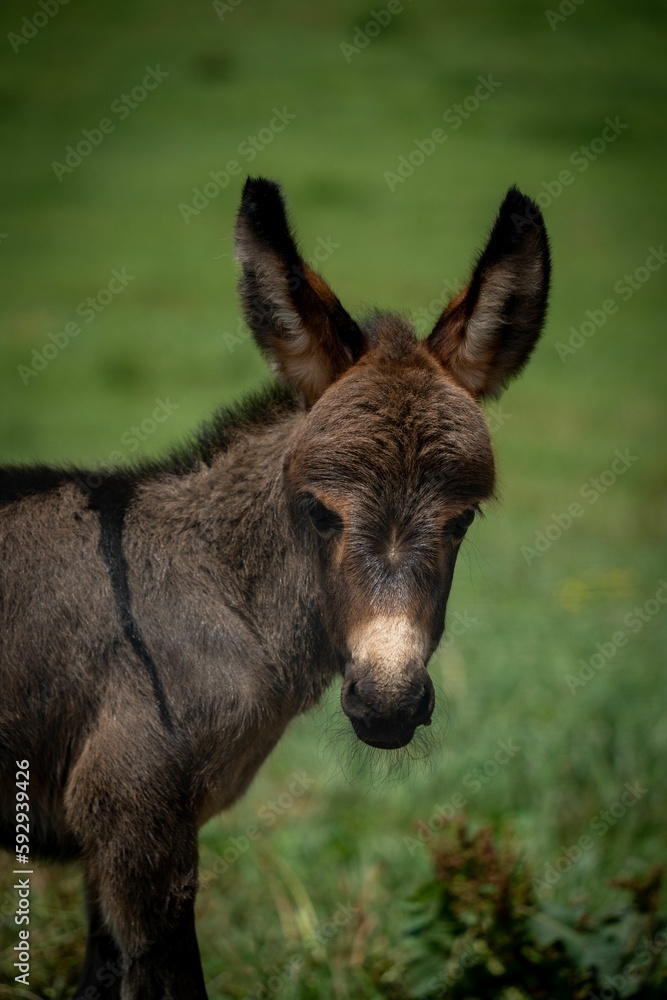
<box><xmin>345</xmin><ymin>681</ymin><xmax>362</xmax><ymax>709</ymax></box>
<box><xmin>342</xmin><ymin>678</ymin><xmax>367</xmax><ymax>722</ymax></box>
<box><xmin>414</xmin><ymin>683</ymin><xmax>434</xmax><ymax>726</ymax></box>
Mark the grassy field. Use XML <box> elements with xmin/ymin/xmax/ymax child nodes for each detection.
<box><xmin>0</xmin><ymin>0</ymin><xmax>666</xmax><ymax>996</ymax></box>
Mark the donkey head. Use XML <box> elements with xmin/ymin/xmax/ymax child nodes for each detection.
<box><xmin>235</xmin><ymin>178</ymin><xmax>550</xmax><ymax>749</ymax></box>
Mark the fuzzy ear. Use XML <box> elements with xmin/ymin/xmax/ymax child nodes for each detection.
<box><xmin>427</xmin><ymin>187</ymin><xmax>551</xmax><ymax>399</ymax></box>
<box><xmin>235</xmin><ymin>177</ymin><xmax>365</xmax><ymax>404</ymax></box>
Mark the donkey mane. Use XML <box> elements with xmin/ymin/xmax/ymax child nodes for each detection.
<box><xmin>0</xmin><ymin>380</ymin><xmax>301</xmax><ymax>507</ymax></box>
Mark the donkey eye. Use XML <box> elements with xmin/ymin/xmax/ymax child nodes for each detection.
<box><xmin>445</xmin><ymin>507</ymin><xmax>476</xmax><ymax>538</ymax></box>
<box><xmin>305</xmin><ymin>497</ymin><xmax>343</xmax><ymax>536</ymax></box>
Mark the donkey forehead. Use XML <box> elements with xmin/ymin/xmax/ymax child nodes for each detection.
<box><xmin>290</xmin><ymin>345</ymin><xmax>496</xmax><ymax>503</ymax></box>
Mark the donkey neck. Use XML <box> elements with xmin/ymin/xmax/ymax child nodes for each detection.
<box><xmin>129</xmin><ymin>394</ymin><xmax>341</xmax><ymax>703</ymax></box>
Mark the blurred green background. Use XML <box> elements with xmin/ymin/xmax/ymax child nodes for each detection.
<box><xmin>0</xmin><ymin>0</ymin><xmax>666</xmax><ymax>996</ymax></box>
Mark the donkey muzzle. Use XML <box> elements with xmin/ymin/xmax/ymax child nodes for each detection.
<box><xmin>340</xmin><ymin>665</ymin><xmax>435</xmax><ymax>749</ymax></box>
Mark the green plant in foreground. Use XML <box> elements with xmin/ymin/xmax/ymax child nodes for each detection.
<box><xmin>377</xmin><ymin>816</ymin><xmax>666</xmax><ymax>1000</ymax></box>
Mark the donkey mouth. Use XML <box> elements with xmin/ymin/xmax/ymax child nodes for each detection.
<box><xmin>349</xmin><ymin>718</ymin><xmax>415</xmax><ymax>750</ymax></box>
<box><xmin>364</xmin><ymin>736</ymin><xmax>413</xmax><ymax>750</ymax></box>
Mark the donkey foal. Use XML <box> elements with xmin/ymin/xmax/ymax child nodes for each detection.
<box><xmin>0</xmin><ymin>177</ymin><xmax>550</xmax><ymax>997</ymax></box>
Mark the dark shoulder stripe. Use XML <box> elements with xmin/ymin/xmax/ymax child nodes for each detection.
<box><xmin>85</xmin><ymin>475</ymin><xmax>174</xmax><ymax>733</ymax></box>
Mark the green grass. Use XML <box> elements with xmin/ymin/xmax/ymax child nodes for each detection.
<box><xmin>0</xmin><ymin>0</ymin><xmax>666</xmax><ymax>996</ymax></box>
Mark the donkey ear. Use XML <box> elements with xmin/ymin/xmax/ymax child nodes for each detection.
<box><xmin>235</xmin><ymin>177</ymin><xmax>366</xmax><ymax>404</ymax></box>
<box><xmin>427</xmin><ymin>187</ymin><xmax>550</xmax><ymax>399</ymax></box>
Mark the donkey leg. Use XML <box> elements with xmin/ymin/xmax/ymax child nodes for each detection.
<box><xmin>120</xmin><ymin>900</ymin><xmax>207</xmax><ymax>999</ymax></box>
<box><xmin>66</xmin><ymin>740</ymin><xmax>208</xmax><ymax>999</ymax></box>
<box><xmin>80</xmin><ymin>811</ymin><xmax>208</xmax><ymax>999</ymax></box>
<box><xmin>74</xmin><ymin>883</ymin><xmax>123</xmax><ymax>1000</ymax></box>
<box><xmin>80</xmin><ymin>824</ymin><xmax>207</xmax><ymax>999</ymax></box>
